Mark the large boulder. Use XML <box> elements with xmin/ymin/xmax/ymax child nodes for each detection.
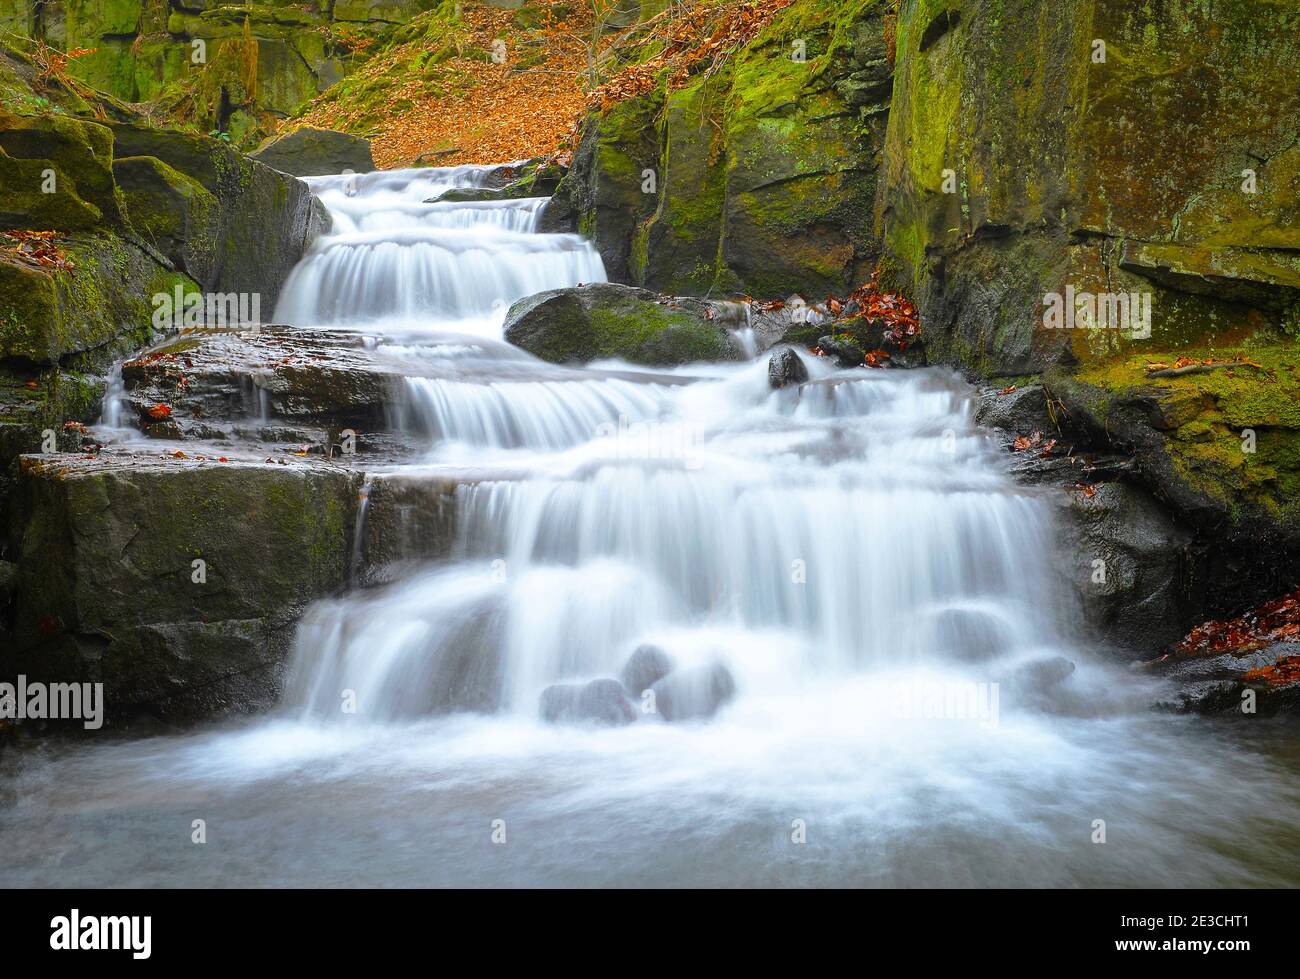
<box><xmin>5</xmin><ymin>452</ymin><xmax>365</xmax><ymax>721</ymax></box>
<box><xmin>251</xmin><ymin>126</ymin><xmax>376</xmax><ymax>177</ymax></box>
<box><xmin>108</xmin><ymin>123</ymin><xmax>330</xmax><ymax>310</ymax></box>
<box><xmin>504</xmin><ymin>283</ymin><xmax>740</xmax><ymax>366</ymax></box>
<box><xmin>1055</xmin><ymin>482</ymin><xmax>1194</xmax><ymax>656</ymax></box>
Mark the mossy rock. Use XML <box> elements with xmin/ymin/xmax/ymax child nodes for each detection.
<box><xmin>114</xmin><ymin>154</ymin><xmax>221</xmax><ymax>286</ymax></box>
<box><xmin>250</xmin><ymin>125</ymin><xmax>376</xmax><ymax>176</ymax></box>
<box><xmin>0</xmin><ymin>107</ymin><xmax>125</xmax><ymax>229</ymax></box>
<box><xmin>0</xmin><ymin>232</ymin><xmax>187</xmax><ymax>366</ymax></box>
<box><xmin>879</xmin><ymin>0</ymin><xmax>1300</xmax><ymax>377</ymax></box>
<box><xmin>1052</xmin><ymin>341</ymin><xmax>1300</xmax><ymax>552</ymax></box>
<box><xmin>108</xmin><ymin>122</ymin><xmax>330</xmax><ymax>307</ymax></box>
<box><xmin>503</xmin><ymin>282</ymin><xmax>738</xmax><ymax>366</ymax></box>
<box><xmin>5</xmin><ymin>454</ymin><xmax>365</xmax><ymax>721</ymax></box>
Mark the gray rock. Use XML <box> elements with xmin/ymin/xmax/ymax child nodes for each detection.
<box><xmin>927</xmin><ymin>607</ymin><xmax>1010</xmax><ymax>663</ymax></box>
<box><xmin>108</xmin><ymin>123</ymin><xmax>330</xmax><ymax>311</ymax></box>
<box><xmin>1056</xmin><ymin>481</ymin><xmax>1194</xmax><ymax>656</ymax></box>
<box><xmin>768</xmin><ymin>347</ymin><xmax>809</xmax><ymax>389</ymax></box>
<box><xmin>621</xmin><ymin>644</ymin><xmax>673</xmax><ymax>697</ymax></box>
<box><xmin>5</xmin><ymin>453</ymin><xmax>369</xmax><ymax>723</ymax></box>
<box><xmin>975</xmin><ymin>384</ymin><xmax>1055</xmax><ymax>434</ymax></box>
<box><xmin>540</xmin><ymin>678</ymin><xmax>636</xmax><ymax>726</ymax></box>
<box><xmin>1010</xmin><ymin>656</ymin><xmax>1076</xmax><ymax>692</ymax></box>
<box><xmin>250</xmin><ymin>126</ymin><xmax>376</xmax><ymax>177</ymax></box>
<box><xmin>650</xmin><ymin>662</ymin><xmax>736</xmax><ymax>722</ymax></box>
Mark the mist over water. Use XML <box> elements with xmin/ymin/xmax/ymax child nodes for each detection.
<box><xmin>5</xmin><ymin>166</ymin><xmax>1300</xmax><ymax>888</ymax></box>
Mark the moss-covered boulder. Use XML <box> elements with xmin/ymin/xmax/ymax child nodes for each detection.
<box><xmin>108</xmin><ymin>122</ymin><xmax>329</xmax><ymax>308</ymax></box>
<box><xmin>250</xmin><ymin>124</ymin><xmax>376</xmax><ymax>176</ymax></box>
<box><xmin>1046</xmin><ymin>342</ymin><xmax>1300</xmax><ymax>605</ymax></box>
<box><xmin>114</xmin><ymin>154</ymin><xmax>222</xmax><ymax>285</ymax></box>
<box><xmin>0</xmin><ymin>232</ymin><xmax>192</xmax><ymax>365</ymax></box>
<box><xmin>5</xmin><ymin>452</ymin><xmax>365</xmax><ymax>721</ymax></box>
<box><xmin>503</xmin><ymin>283</ymin><xmax>740</xmax><ymax>366</ymax></box>
<box><xmin>0</xmin><ymin>106</ymin><xmax>125</xmax><ymax>230</ymax></box>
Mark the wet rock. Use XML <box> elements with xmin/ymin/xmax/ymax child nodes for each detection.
<box><xmin>1149</xmin><ymin>643</ymin><xmax>1300</xmax><ymax>717</ymax></box>
<box><xmin>540</xmin><ymin>678</ymin><xmax>636</xmax><ymax>726</ymax></box>
<box><xmin>250</xmin><ymin>126</ymin><xmax>375</xmax><ymax>177</ymax></box>
<box><xmin>1010</xmin><ymin>656</ymin><xmax>1076</xmax><ymax>692</ymax></box>
<box><xmin>816</xmin><ymin>335</ymin><xmax>865</xmax><ymax>369</ymax></box>
<box><xmin>119</xmin><ymin>327</ymin><xmax>396</xmax><ymax>439</ymax></box>
<box><xmin>1055</xmin><ymin>481</ymin><xmax>1194</xmax><ymax>656</ymax></box>
<box><xmin>927</xmin><ymin>607</ymin><xmax>1010</xmax><ymax>663</ymax></box>
<box><xmin>3</xmin><ymin>452</ymin><xmax>367</xmax><ymax>722</ymax></box>
<box><xmin>974</xmin><ymin>384</ymin><xmax>1054</xmax><ymax>435</ymax></box>
<box><xmin>650</xmin><ymin>662</ymin><xmax>736</xmax><ymax>722</ymax></box>
<box><xmin>504</xmin><ymin>283</ymin><xmax>739</xmax><ymax>367</ymax></box>
<box><xmin>620</xmin><ymin>644</ymin><xmax>673</xmax><ymax>697</ymax></box>
<box><xmin>767</xmin><ymin>348</ymin><xmax>809</xmax><ymax>389</ymax></box>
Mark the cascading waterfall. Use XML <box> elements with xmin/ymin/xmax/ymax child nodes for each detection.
<box><xmin>11</xmin><ymin>163</ymin><xmax>1299</xmax><ymax>889</ymax></box>
<box><xmin>274</xmin><ymin>166</ymin><xmax>605</xmax><ymax>332</ymax></box>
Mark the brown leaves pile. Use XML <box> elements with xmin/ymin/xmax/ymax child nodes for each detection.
<box><xmin>3</xmin><ymin>231</ymin><xmax>74</xmax><ymax>272</ymax></box>
<box><xmin>1175</xmin><ymin>587</ymin><xmax>1300</xmax><ymax>658</ymax></box>
<box><xmin>1243</xmin><ymin>656</ymin><xmax>1300</xmax><ymax>688</ymax></box>
<box><xmin>298</xmin><ymin>2</ymin><xmax>591</xmax><ymax>168</ymax></box>
<box><xmin>845</xmin><ymin>271</ymin><xmax>921</xmax><ymax>349</ymax></box>
<box><xmin>589</xmin><ymin>0</ymin><xmax>795</xmax><ymax>111</ymax></box>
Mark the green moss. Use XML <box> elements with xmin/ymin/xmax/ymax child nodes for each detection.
<box><xmin>1075</xmin><ymin>342</ymin><xmax>1300</xmax><ymax>529</ymax></box>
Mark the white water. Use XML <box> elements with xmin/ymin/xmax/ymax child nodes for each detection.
<box><xmin>274</xmin><ymin>166</ymin><xmax>605</xmax><ymax>333</ymax></box>
<box><xmin>6</xmin><ymin>165</ymin><xmax>1300</xmax><ymax>888</ymax></box>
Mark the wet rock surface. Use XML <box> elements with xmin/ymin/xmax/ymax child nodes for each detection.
<box><xmin>650</xmin><ymin>662</ymin><xmax>737</xmax><ymax>722</ymax></box>
<box><xmin>540</xmin><ymin>678</ymin><xmax>637</xmax><ymax>726</ymax></box>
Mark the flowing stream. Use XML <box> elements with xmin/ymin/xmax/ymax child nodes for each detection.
<box><xmin>3</xmin><ymin>167</ymin><xmax>1299</xmax><ymax>887</ymax></box>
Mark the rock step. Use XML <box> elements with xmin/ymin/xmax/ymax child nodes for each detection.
<box><xmin>5</xmin><ymin>451</ymin><xmax>470</xmax><ymax>723</ymax></box>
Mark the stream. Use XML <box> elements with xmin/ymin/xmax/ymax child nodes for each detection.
<box><xmin>2</xmin><ymin>166</ymin><xmax>1299</xmax><ymax>888</ymax></box>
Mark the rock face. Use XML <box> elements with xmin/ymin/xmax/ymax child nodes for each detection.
<box><xmin>1055</xmin><ymin>482</ymin><xmax>1194</xmax><ymax>656</ymax></box>
<box><xmin>0</xmin><ymin>4</ymin><xmax>428</xmax><ymax>144</ymax></box>
<box><xmin>878</xmin><ymin>0</ymin><xmax>1300</xmax><ymax>378</ymax></box>
<box><xmin>547</xmin><ymin>0</ymin><xmax>891</xmax><ymax>297</ymax></box>
<box><xmin>503</xmin><ymin>283</ymin><xmax>741</xmax><ymax>366</ymax></box>
<box><xmin>251</xmin><ymin>126</ymin><xmax>376</xmax><ymax>177</ymax></box>
<box><xmin>6</xmin><ymin>453</ymin><xmax>364</xmax><ymax>721</ymax></box>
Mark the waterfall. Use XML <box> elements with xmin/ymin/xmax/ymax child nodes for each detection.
<box><xmin>273</xmin><ymin>166</ymin><xmax>605</xmax><ymax>333</ymax></box>
<box><xmin>13</xmin><ymin>163</ymin><xmax>1296</xmax><ymax>890</ymax></box>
